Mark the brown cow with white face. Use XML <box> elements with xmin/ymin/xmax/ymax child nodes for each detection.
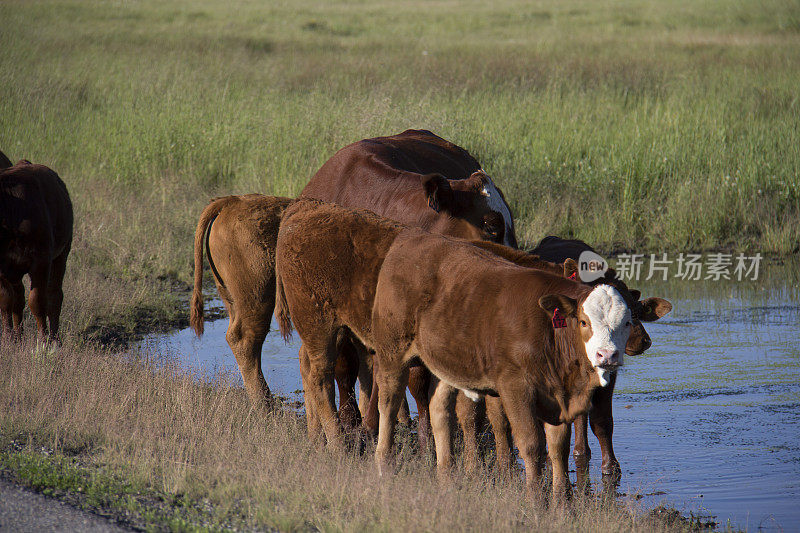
<box><xmin>368</xmin><ymin>231</ymin><xmax>634</xmax><ymax>498</ymax></box>
<box><xmin>274</xmin><ymin>200</ymin><xmax>634</xmax><ymax>498</ymax></box>
<box><xmin>529</xmin><ymin>236</ymin><xmax>671</xmax><ymax>476</ymax></box>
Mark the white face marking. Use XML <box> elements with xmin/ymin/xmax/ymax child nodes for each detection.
<box><xmin>580</xmin><ymin>285</ymin><xmax>631</xmax><ymax>385</ymax></box>
<box><xmin>479</xmin><ymin>172</ymin><xmax>515</xmax><ymax>247</ymax></box>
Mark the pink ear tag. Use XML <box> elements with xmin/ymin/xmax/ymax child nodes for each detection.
<box><xmin>552</xmin><ymin>307</ymin><xmax>567</xmax><ymax>329</ymax></box>
<box><xmin>568</xmin><ymin>272</ymin><xmax>577</xmax><ymax>281</ymax></box>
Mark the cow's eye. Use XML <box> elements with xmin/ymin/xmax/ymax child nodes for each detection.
<box><xmin>580</xmin><ymin>320</ymin><xmax>587</xmax><ymax>327</ymax></box>
<box><xmin>625</xmin><ymin>321</ymin><xmax>632</xmax><ymax>327</ymax></box>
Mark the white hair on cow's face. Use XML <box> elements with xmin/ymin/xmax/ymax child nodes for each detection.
<box><xmin>581</xmin><ymin>285</ymin><xmax>631</xmax><ymax>386</ymax></box>
<box><xmin>479</xmin><ymin>172</ymin><xmax>515</xmax><ymax>247</ymax></box>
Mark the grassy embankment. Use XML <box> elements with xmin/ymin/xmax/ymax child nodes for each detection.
<box><xmin>1</xmin><ymin>0</ymin><xmax>796</xmax><ymax>529</ymax></box>
<box><xmin>0</xmin><ymin>337</ymin><xmax>710</xmax><ymax>531</ymax></box>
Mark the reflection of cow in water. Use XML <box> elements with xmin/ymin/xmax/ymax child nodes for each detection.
<box><xmin>0</xmin><ymin>157</ymin><xmax>73</xmax><ymax>342</ymax></box>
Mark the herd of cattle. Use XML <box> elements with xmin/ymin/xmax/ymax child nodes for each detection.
<box><xmin>1</xmin><ymin>129</ymin><xmax>672</xmax><ymax>498</ymax></box>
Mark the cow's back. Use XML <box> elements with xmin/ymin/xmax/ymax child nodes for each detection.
<box><xmin>276</xmin><ymin>199</ymin><xmax>406</xmax><ymax>343</ymax></box>
<box><xmin>0</xmin><ymin>162</ymin><xmax>73</xmax><ymax>258</ymax></box>
<box><xmin>301</xmin><ymin>130</ymin><xmax>480</xmax><ymax>223</ymax></box>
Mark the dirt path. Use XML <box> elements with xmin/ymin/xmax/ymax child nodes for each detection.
<box><xmin>0</xmin><ymin>478</ymin><xmax>130</xmax><ymax>532</ymax></box>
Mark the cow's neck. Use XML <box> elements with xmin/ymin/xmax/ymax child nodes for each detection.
<box><xmin>545</xmin><ymin>326</ymin><xmax>600</xmax><ymax>424</ymax></box>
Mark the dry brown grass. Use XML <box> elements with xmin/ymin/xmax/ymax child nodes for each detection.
<box><xmin>0</xmin><ymin>333</ymin><xmax>694</xmax><ymax>532</ymax></box>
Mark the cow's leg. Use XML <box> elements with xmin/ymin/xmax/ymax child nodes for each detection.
<box><xmin>9</xmin><ymin>280</ymin><xmax>24</xmax><ymax>337</ymax></box>
<box><xmin>590</xmin><ymin>371</ymin><xmax>620</xmax><ymax>477</ymax></box>
<box><xmin>499</xmin><ymin>384</ymin><xmax>546</xmax><ymax>495</ymax></box>
<box><xmin>299</xmin><ymin>344</ymin><xmax>322</xmax><ymax>443</ymax></box>
<box><xmin>363</xmin><ymin>360</ymin><xmax>380</xmax><ymax>437</ymax></box>
<box><xmin>375</xmin><ymin>357</ymin><xmax>408</xmax><ymax>476</ymax></box>
<box><xmin>455</xmin><ymin>392</ymin><xmax>482</xmax><ymax>474</ymax></box>
<box><xmin>428</xmin><ymin>378</ymin><xmax>458</xmax><ymax>476</ymax></box>
<box><xmin>46</xmin><ymin>247</ymin><xmax>69</xmax><ymax>341</ymax></box>
<box><xmin>407</xmin><ymin>365</ymin><xmax>431</xmax><ymax>452</ymax></box>
<box><xmin>27</xmin><ymin>262</ymin><xmax>51</xmax><ymax>339</ymax></box>
<box><xmin>0</xmin><ymin>276</ymin><xmax>17</xmax><ymax>338</ymax></box>
<box><xmin>573</xmin><ymin>413</ymin><xmax>591</xmax><ymax>459</ymax></box>
<box><xmin>357</xmin><ymin>349</ymin><xmax>373</xmax><ymax>419</ymax></box>
<box><xmin>398</xmin><ymin>396</ymin><xmax>411</xmax><ymax>425</ymax></box>
<box><xmin>485</xmin><ymin>395</ymin><xmax>513</xmax><ymax>474</ymax></box>
<box><xmin>303</xmin><ymin>339</ymin><xmax>343</xmax><ymax>451</ymax></box>
<box><xmin>544</xmin><ymin>422</ymin><xmax>573</xmax><ymax>501</ymax></box>
<box><xmin>334</xmin><ymin>334</ymin><xmax>361</xmax><ymax>430</ymax></box>
<box><xmin>225</xmin><ymin>305</ymin><xmax>271</xmax><ymax>410</ymax></box>
<box><xmin>573</xmin><ymin>412</ymin><xmax>591</xmax><ymax>493</ymax></box>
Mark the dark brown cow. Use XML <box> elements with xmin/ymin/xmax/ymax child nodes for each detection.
<box><xmin>530</xmin><ymin>236</ymin><xmax>672</xmax><ymax>475</ymax></box>
<box><xmin>0</xmin><ymin>160</ymin><xmax>73</xmax><ymax>341</ymax></box>
<box><xmin>190</xmin><ymin>194</ymin><xmax>292</xmax><ymax>410</ymax></box>
<box><xmin>302</xmin><ymin>129</ymin><xmax>517</xmax><ymax>247</ymax></box>
<box><xmin>301</xmin><ymin>129</ymin><xmax>518</xmax><ymax>435</ymax></box>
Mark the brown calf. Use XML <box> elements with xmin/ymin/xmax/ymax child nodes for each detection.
<box><xmin>275</xmin><ymin>199</ymin><xmax>405</xmax><ymax>449</ymax></box>
<box><xmin>530</xmin><ymin>236</ymin><xmax>672</xmax><ymax>475</ymax></box>
<box><xmin>190</xmin><ymin>194</ymin><xmax>292</xmax><ymax>410</ymax></box>
<box><xmin>370</xmin><ymin>231</ymin><xmax>635</xmax><ymax>497</ymax></box>
<box><xmin>0</xmin><ymin>160</ymin><xmax>73</xmax><ymax>342</ymax></box>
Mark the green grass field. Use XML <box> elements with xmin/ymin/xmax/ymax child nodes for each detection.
<box><xmin>0</xmin><ymin>1</ymin><xmax>798</xmax><ymax>529</ymax></box>
<box><xmin>2</xmin><ymin>0</ymin><xmax>798</xmax><ymax>290</ymax></box>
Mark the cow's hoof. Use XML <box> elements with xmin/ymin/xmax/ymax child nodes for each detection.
<box><xmin>601</xmin><ymin>459</ymin><xmax>621</xmax><ymax>478</ymax></box>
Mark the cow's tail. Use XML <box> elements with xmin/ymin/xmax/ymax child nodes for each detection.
<box><xmin>274</xmin><ymin>256</ymin><xmax>293</xmax><ymax>342</ymax></box>
<box><xmin>190</xmin><ymin>196</ymin><xmax>236</xmax><ymax>337</ymax></box>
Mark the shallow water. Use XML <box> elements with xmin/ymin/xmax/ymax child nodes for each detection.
<box><xmin>143</xmin><ymin>257</ymin><xmax>800</xmax><ymax>530</ymax></box>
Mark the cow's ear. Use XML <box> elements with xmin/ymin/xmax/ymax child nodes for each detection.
<box><xmin>462</xmin><ymin>170</ymin><xmax>488</xmax><ymax>192</ymax></box>
<box><xmin>539</xmin><ymin>294</ymin><xmax>578</xmax><ymax>318</ymax></box>
<box><xmin>639</xmin><ymin>297</ymin><xmax>672</xmax><ymax>322</ymax></box>
<box><xmin>629</xmin><ymin>289</ymin><xmax>641</xmax><ymax>301</ymax></box>
<box><xmin>563</xmin><ymin>258</ymin><xmax>579</xmax><ymax>280</ymax></box>
<box><xmin>603</xmin><ymin>267</ymin><xmax>618</xmax><ymax>280</ymax></box>
<box><xmin>421</xmin><ymin>173</ymin><xmax>454</xmax><ymax>213</ymax></box>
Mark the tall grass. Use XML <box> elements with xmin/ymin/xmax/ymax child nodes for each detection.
<box><xmin>1</xmin><ymin>1</ymin><xmax>798</xmax><ymax>308</ymax></box>
<box><xmin>0</xmin><ymin>335</ymin><xmax>692</xmax><ymax>531</ymax></box>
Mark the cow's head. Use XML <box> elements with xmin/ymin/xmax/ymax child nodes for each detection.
<box><xmin>539</xmin><ymin>285</ymin><xmax>632</xmax><ymax>387</ymax></box>
<box><xmin>421</xmin><ymin>170</ymin><xmax>517</xmax><ymax>247</ymax></box>
<box><xmin>562</xmin><ymin>259</ymin><xmax>671</xmax><ymax>356</ymax></box>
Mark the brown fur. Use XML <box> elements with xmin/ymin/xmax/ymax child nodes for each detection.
<box><xmin>0</xmin><ymin>160</ymin><xmax>72</xmax><ymax>342</ymax></box>
<box><xmin>369</xmin><ymin>230</ymin><xmax>618</xmax><ymax>497</ymax></box>
<box><xmin>301</xmin><ymin>129</ymin><xmax>517</xmax><ymax>246</ymax></box>
<box><xmin>190</xmin><ymin>194</ymin><xmax>292</xmax><ymax>409</ymax></box>
<box><xmin>274</xmin><ymin>198</ymin><xmax>406</xmax><ymax>448</ymax></box>
<box><xmin>299</xmin><ymin>129</ymin><xmax>518</xmax><ymax>437</ymax></box>
<box><xmin>529</xmin><ymin>235</ymin><xmax>671</xmax><ymax>475</ymax></box>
